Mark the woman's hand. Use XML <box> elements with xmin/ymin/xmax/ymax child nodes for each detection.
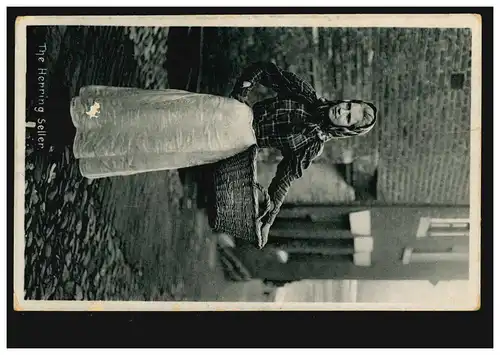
<box><xmin>229</xmin><ymin>91</ymin><xmax>249</xmax><ymax>105</ymax></box>
<box><xmin>230</xmin><ymin>81</ymin><xmax>252</xmax><ymax>105</ymax></box>
<box><xmin>261</xmin><ymin>223</ymin><xmax>271</xmax><ymax>239</ymax></box>
<box><xmin>259</xmin><ymin>221</ymin><xmax>272</xmax><ymax>243</ymax></box>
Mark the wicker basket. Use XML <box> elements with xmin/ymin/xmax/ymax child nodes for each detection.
<box><xmin>207</xmin><ymin>145</ymin><xmax>271</xmax><ymax>249</ymax></box>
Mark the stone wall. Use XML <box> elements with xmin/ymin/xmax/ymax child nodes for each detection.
<box><xmin>255</xmin><ymin>27</ymin><xmax>471</xmax><ymax>205</ymax></box>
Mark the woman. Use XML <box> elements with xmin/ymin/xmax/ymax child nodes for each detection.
<box><xmin>228</xmin><ymin>62</ymin><xmax>378</xmax><ymax>241</ymax></box>
<box><xmin>70</xmin><ymin>61</ymin><xmax>377</xmax><ymax>241</ymax></box>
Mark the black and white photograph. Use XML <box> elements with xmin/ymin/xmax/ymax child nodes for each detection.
<box><xmin>14</xmin><ymin>14</ymin><xmax>481</xmax><ymax>310</ymax></box>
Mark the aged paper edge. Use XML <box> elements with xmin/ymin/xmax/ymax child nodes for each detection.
<box><xmin>13</xmin><ymin>14</ymin><xmax>482</xmax><ymax>311</ymax></box>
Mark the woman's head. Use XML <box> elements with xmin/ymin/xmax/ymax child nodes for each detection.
<box><xmin>315</xmin><ymin>99</ymin><xmax>378</xmax><ymax>139</ymax></box>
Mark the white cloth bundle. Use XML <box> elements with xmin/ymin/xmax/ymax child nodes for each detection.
<box><xmin>70</xmin><ymin>86</ymin><xmax>257</xmax><ymax>179</ymax></box>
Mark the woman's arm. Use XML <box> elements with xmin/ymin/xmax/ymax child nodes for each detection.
<box><xmin>230</xmin><ymin>62</ymin><xmax>318</xmax><ymax>104</ymax></box>
<box><xmin>261</xmin><ymin>139</ymin><xmax>324</xmax><ymax>226</ymax></box>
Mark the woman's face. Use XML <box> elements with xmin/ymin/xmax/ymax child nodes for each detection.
<box><xmin>328</xmin><ymin>101</ymin><xmax>365</xmax><ymax>127</ymax></box>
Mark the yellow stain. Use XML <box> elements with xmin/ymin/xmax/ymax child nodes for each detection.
<box><xmin>13</xmin><ymin>293</ymin><xmax>22</xmax><ymax>311</ymax></box>
<box><xmin>85</xmin><ymin>102</ymin><xmax>101</xmax><ymax>119</ymax></box>
<box><xmin>88</xmin><ymin>302</ymin><xmax>104</xmax><ymax>312</ymax></box>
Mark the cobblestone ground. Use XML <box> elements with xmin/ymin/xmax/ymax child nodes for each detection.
<box><xmin>24</xmin><ymin>26</ymin><xmax>229</xmax><ymax>302</ymax></box>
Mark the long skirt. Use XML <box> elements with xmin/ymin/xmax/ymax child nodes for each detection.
<box><xmin>70</xmin><ymin>86</ymin><xmax>257</xmax><ymax>179</ymax></box>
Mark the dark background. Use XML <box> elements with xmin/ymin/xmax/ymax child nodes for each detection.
<box><xmin>8</xmin><ymin>6</ymin><xmax>493</xmax><ymax>348</ymax></box>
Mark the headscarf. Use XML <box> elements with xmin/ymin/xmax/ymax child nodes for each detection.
<box><xmin>300</xmin><ymin>98</ymin><xmax>378</xmax><ymax>142</ymax></box>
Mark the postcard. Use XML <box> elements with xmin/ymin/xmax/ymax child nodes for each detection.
<box><xmin>13</xmin><ymin>13</ymin><xmax>481</xmax><ymax>311</ymax></box>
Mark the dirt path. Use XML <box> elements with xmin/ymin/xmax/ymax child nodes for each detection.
<box><xmin>24</xmin><ymin>25</ymin><xmax>233</xmax><ymax>301</ymax></box>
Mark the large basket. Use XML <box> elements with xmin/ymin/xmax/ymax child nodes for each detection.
<box><xmin>207</xmin><ymin>145</ymin><xmax>271</xmax><ymax>249</ymax></box>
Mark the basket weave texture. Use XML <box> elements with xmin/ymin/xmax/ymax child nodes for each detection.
<box><xmin>207</xmin><ymin>145</ymin><xmax>271</xmax><ymax>249</ymax></box>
